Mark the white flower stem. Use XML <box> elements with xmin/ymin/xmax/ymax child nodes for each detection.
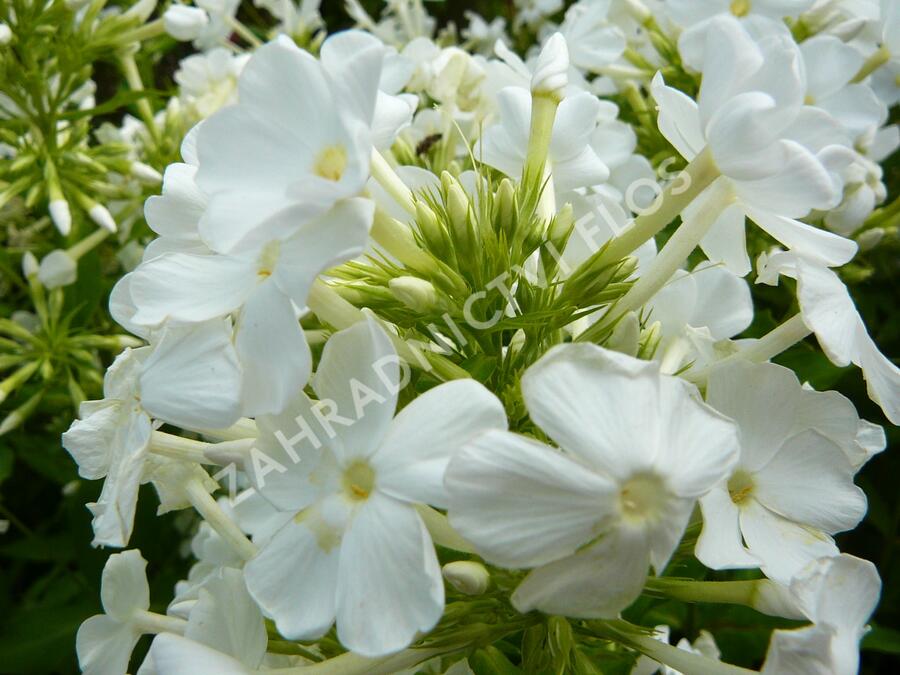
<box><xmin>370</xmin><ymin>149</ymin><xmax>417</xmax><ymax>217</ymax></box>
<box><xmin>149</xmin><ymin>431</ymin><xmax>253</xmax><ymax>466</ymax></box>
<box><xmin>67</xmin><ymin>226</ymin><xmax>110</xmax><ymax>261</ymax></box>
<box><xmin>118</xmin><ymin>53</ymin><xmax>159</xmax><ymax>143</ymax></box>
<box><xmin>186</xmin><ymin>417</ymin><xmax>259</xmax><ymax>442</ymax></box>
<box><xmin>226</xmin><ymin>15</ymin><xmax>263</xmax><ymax>48</ymax></box>
<box><xmin>523</xmin><ymin>94</ymin><xmax>560</xmax><ymax>186</ymax></box>
<box><xmin>685</xmin><ymin>313</ymin><xmax>812</xmax><ymax>384</ymax></box>
<box><xmin>580</xmin><ymin>177</ymin><xmax>731</xmax><ymax>342</ymax></box>
<box><xmin>117</xmin><ymin>18</ymin><xmax>165</xmax><ymax>45</ymax></box>
<box><xmin>149</xmin><ymin>431</ymin><xmax>209</xmax><ymax>463</ymax></box>
<box><xmin>645</xmin><ymin>577</ymin><xmax>804</xmax><ymax>620</ymax></box>
<box><xmin>183</xmin><ymin>478</ymin><xmax>257</xmax><ymax>561</ymax></box>
<box><xmin>610</xmin><ymin>627</ymin><xmax>757</xmax><ymax>675</ymax></box>
<box><xmin>132</xmin><ymin>609</ymin><xmax>187</xmax><ymax>636</ymax></box>
<box><xmin>852</xmin><ymin>45</ymin><xmax>890</xmax><ymax>83</ymax></box>
<box><xmin>269</xmin><ymin>647</ymin><xmax>448</xmax><ymax>675</ymax></box>
<box><xmin>598</xmin><ymin>147</ymin><xmax>719</xmax><ymax>266</ymax></box>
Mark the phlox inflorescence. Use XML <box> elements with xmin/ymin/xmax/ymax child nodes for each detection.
<box><xmin>53</xmin><ymin>0</ymin><xmax>900</xmax><ymax>673</ymax></box>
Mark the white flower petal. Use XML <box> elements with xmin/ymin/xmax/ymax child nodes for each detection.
<box><xmin>336</xmin><ymin>493</ymin><xmax>443</xmax><ymax>657</ymax></box>
<box><xmin>312</xmin><ymin>318</ymin><xmax>399</xmax><ymax>463</ymax></box>
<box><xmin>139</xmin><ymin>320</ymin><xmax>243</xmax><ymax>430</ymax></box>
<box><xmin>740</xmin><ymin>499</ymin><xmax>838</xmax><ymax>585</ymax></box>
<box><xmin>521</xmin><ymin>343</ymin><xmax>662</xmax><ymax>478</ymax></box>
<box><xmin>144</xmin><ymin>634</ymin><xmax>252</xmax><ymax>675</ymax></box>
<box><xmin>696</xmin><ymin>486</ymin><xmax>760</xmax><ymax>570</ymax></box>
<box><xmin>76</xmin><ymin>615</ymin><xmax>141</xmax><ymax>675</ymax></box>
<box><xmin>244</xmin><ymin>512</ymin><xmax>339</xmax><ymax>641</ymax></box>
<box><xmin>754</xmin><ymin>429</ymin><xmax>866</xmax><ymax>534</ymax></box>
<box><xmin>446</xmin><ymin>429</ymin><xmax>616</xmax><ymax>568</ymax></box>
<box><xmin>375</xmin><ymin>379</ymin><xmax>507</xmax><ymax>508</ymax></box>
<box><xmin>236</xmin><ymin>282</ymin><xmax>311</xmax><ymax>417</ymax></box>
<box><xmin>511</xmin><ymin>528</ymin><xmax>649</xmax><ymax>618</ymax></box>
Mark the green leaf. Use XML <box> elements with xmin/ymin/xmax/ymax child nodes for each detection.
<box><xmin>862</xmin><ymin>625</ymin><xmax>900</xmax><ymax>654</ymax></box>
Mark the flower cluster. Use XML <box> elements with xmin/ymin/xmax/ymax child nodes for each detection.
<box><xmin>49</xmin><ymin>0</ymin><xmax>899</xmax><ymax>673</ymax></box>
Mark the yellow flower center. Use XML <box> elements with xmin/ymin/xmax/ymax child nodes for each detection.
<box><xmin>257</xmin><ymin>240</ymin><xmax>281</xmax><ymax>278</ymax></box>
<box><xmin>730</xmin><ymin>0</ymin><xmax>751</xmax><ymax>17</ymax></box>
<box><xmin>313</xmin><ymin>145</ymin><xmax>348</xmax><ymax>182</ymax></box>
<box><xmin>342</xmin><ymin>460</ymin><xmax>375</xmax><ymax>501</ymax></box>
<box><xmin>618</xmin><ymin>473</ymin><xmax>667</xmax><ymax>524</ymax></box>
<box><xmin>728</xmin><ymin>470</ymin><xmax>755</xmax><ymax>505</ymax></box>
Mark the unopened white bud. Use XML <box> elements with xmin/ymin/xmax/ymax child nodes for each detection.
<box><xmin>442</xmin><ymin>560</ymin><xmax>490</xmax><ymax>595</ymax></box>
<box><xmin>49</xmin><ymin>199</ymin><xmax>72</xmax><ymax>236</ymax></box>
<box><xmin>132</xmin><ymin>161</ymin><xmax>163</xmax><ymax>183</ymax></box>
<box><xmin>389</xmin><ymin>276</ymin><xmax>442</xmax><ymax>313</ymax></box>
<box><xmin>608</xmin><ymin>311</ymin><xmax>640</xmax><ymax>357</ymax></box>
<box><xmin>857</xmin><ymin>227</ymin><xmax>885</xmax><ymax>252</ymax></box>
<box><xmin>21</xmin><ymin>251</ymin><xmax>39</xmax><ymax>279</ymax></box>
<box><xmin>123</xmin><ymin>0</ymin><xmax>158</xmax><ymax>22</ymax></box>
<box><xmin>89</xmin><ymin>204</ymin><xmax>117</xmax><ymax>233</ymax></box>
<box><xmin>163</xmin><ymin>5</ymin><xmax>209</xmax><ymax>41</ymax></box>
<box><xmin>38</xmin><ymin>250</ymin><xmax>77</xmax><ymax>289</ymax></box>
<box><xmin>0</xmin><ymin>23</ymin><xmax>12</xmax><ymax>45</ymax></box>
<box><xmin>531</xmin><ymin>33</ymin><xmax>569</xmax><ymax>100</ymax></box>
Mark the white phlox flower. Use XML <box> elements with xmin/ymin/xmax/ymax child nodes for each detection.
<box><xmin>242</xmin><ymin>318</ymin><xmax>507</xmax><ymax>656</ymax></box>
<box><xmin>697</xmin><ymin>360</ymin><xmax>873</xmax><ymax>583</ymax></box>
<box><xmin>757</xmin><ymin>248</ymin><xmax>900</xmax><ymax>424</ymax></box>
<box><xmin>446</xmin><ymin>344</ymin><xmax>739</xmax><ymax>619</ymax></box>
<box><xmin>62</xmin><ymin>323</ymin><xmax>242</xmax><ymax>547</ymax></box>
<box><xmin>761</xmin><ymin>554</ymin><xmax>881</xmax><ymax>675</ymax></box>
<box><xmin>652</xmin><ymin>16</ymin><xmax>859</xmax><ymax>274</ymax></box>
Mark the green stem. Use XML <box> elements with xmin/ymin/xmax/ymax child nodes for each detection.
<box><xmin>598</xmin><ymin>147</ymin><xmax>719</xmax><ymax>266</ymax></box>
<box><xmin>685</xmin><ymin>313</ymin><xmax>811</xmax><ymax>385</ymax></box>
<box><xmin>117</xmin><ymin>18</ymin><xmax>165</xmax><ymax>45</ymax></box>
<box><xmin>579</xmin><ymin>175</ymin><xmax>730</xmax><ymax>342</ymax></box>
<box><xmin>370</xmin><ymin>150</ymin><xmax>416</xmax><ymax>217</ymax></box>
<box><xmin>609</xmin><ymin>625</ymin><xmax>757</xmax><ymax>675</ymax></box>
<box><xmin>269</xmin><ymin>646</ymin><xmax>449</xmax><ymax>675</ymax></box>
<box><xmin>523</xmin><ymin>94</ymin><xmax>559</xmax><ymax>185</ymax></box>
<box><xmin>183</xmin><ymin>478</ymin><xmax>257</xmax><ymax>561</ymax></box>
<box><xmin>118</xmin><ymin>53</ymin><xmax>159</xmax><ymax>143</ymax></box>
<box><xmin>852</xmin><ymin>45</ymin><xmax>890</xmax><ymax>83</ymax></box>
<box><xmin>226</xmin><ymin>15</ymin><xmax>263</xmax><ymax>48</ymax></box>
<box><xmin>67</xmin><ymin>227</ymin><xmax>110</xmax><ymax>260</ymax></box>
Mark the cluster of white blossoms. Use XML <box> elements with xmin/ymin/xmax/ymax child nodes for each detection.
<box><xmin>60</xmin><ymin>0</ymin><xmax>900</xmax><ymax>673</ymax></box>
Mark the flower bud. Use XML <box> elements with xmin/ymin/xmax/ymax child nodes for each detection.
<box><xmin>89</xmin><ymin>204</ymin><xmax>117</xmax><ymax>233</ymax></box>
<box><xmin>123</xmin><ymin>0</ymin><xmax>158</xmax><ymax>22</ymax></box>
<box><xmin>0</xmin><ymin>23</ymin><xmax>12</xmax><ymax>45</ymax></box>
<box><xmin>49</xmin><ymin>199</ymin><xmax>72</xmax><ymax>236</ymax></box>
<box><xmin>389</xmin><ymin>276</ymin><xmax>444</xmax><ymax>313</ymax></box>
<box><xmin>607</xmin><ymin>311</ymin><xmax>640</xmax><ymax>357</ymax></box>
<box><xmin>163</xmin><ymin>5</ymin><xmax>209</xmax><ymax>41</ymax></box>
<box><xmin>548</xmin><ymin>202</ymin><xmax>575</xmax><ymax>252</ymax></box>
<box><xmin>38</xmin><ymin>250</ymin><xmax>77</xmax><ymax>289</ymax></box>
<box><xmin>494</xmin><ymin>177</ymin><xmax>517</xmax><ymax>233</ymax></box>
<box><xmin>415</xmin><ymin>200</ymin><xmax>445</xmax><ymax>253</ymax></box>
<box><xmin>21</xmin><ymin>251</ymin><xmax>39</xmax><ymax>279</ymax></box>
<box><xmin>531</xmin><ymin>32</ymin><xmax>568</xmax><ymax>100</ymax></box>
<box><xmin>132</xmin><ymin>161</ymin><xmax>163</xmax><ymax>183</ymax></box>
<box><xmin>442</xmin><ymin>560</ymin><xmax>490</xmax><ymax>595</ymax></box>
<box><xmin>445</xmin><ymin>178</ymin><xmax>472</xmax><ymax>251</ymax></box>
<box><xmin>857</xmin><ymin>227</ymin><xmax>884</xmax><ymax>252</ymax></box>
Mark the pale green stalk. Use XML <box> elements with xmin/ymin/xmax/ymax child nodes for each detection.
<box><xmin>579</xmin><ymin>176</ymin><xmax>732</xmax><ymax>342</ymax></box>
<box><xmin>685</xmin><ymin>313</ymin><xmax>812</xmax><ymax>385</ymax></box>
